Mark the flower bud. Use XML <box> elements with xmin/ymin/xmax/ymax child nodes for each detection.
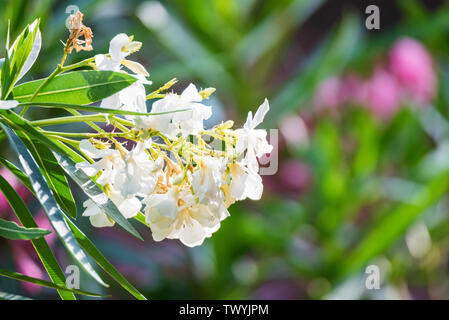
<box><xmin>199</xmin><ymin>87</ymin><xmax>216</xmax><ymax>99</ymax></box>
<box><xmin>172</xmin><ymin>173</ymin><xmax>184</xmax><ymax>185</ymax></box>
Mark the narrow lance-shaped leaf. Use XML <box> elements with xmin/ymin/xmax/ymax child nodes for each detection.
<box><xmin>0</xmin><ymin>123</ymin><xmax>108</xmax><ymax>287</ymax></box>
<box><xmin>0</xmin><ymin>58</ymin><xmax>4</xmax><ymax>74</ymax></box>
<box><xmin>0</xmin><ymin>109</ymin><xmax>143</xmax><ymax>239</ymax></box>
<box><xmin>63</xmin><ymin>214</ymin><xmax>147</xmax><ymax>300</ymax></box>
<box><xmin>1</xmin><ymin>20</ymin><xmax>40</xmax><ymax>99</ymax></box>
<box><xmin>0</xmin><ymin>155</ymin><xmax>33</xmax><ymax>191</ymax></box>
<box><xmin>18</xmin><ymin>135</ymin><xmax>77</xmax><ymax>219</ymax></box>
<box><xmin>12</xmin><ymin>70</ymin><xmax>137</xmax><ymax>104</ymax></box>
<box><xmin>15</xmin><ymin>20</ymin><xmax>41</xmax><ymax>82</ymax></box>
<box><xmin>0</xmin><ymin>172</ymin><xmax>75</xmax><ymax>300</ymax></box>
<box><xmin>1</xmin><ymin>162</ymin><xmax>146</xmax><ymax>300</ymax></box>
<box><xmin>0</xmin><ymin>269</ymin><xmax>107</xmax><ymax>297</ymax></box>
<box><xmin>1</xmin><ymin>54</ymin><xmax>11</xmax><ymax>99</ymax></box>
<box><xmin>335</xmin><ymin>169</ymin><xmax>449</xmax><ymax>280</ymax></box>
<box><xmin>0</xmin><ymin>217</ymin><xmax>50</xmax><ymax>240</ymax></box>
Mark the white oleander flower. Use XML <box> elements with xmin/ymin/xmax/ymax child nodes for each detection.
<box><xmin>100</xmin><ymin>78</ymin><xmax>147</xmax><ymax>116</ymax></box>
<box><xmin>144</xmin><ymin>187</ymin><xmax>229</xmax><ymax>247</ymax></box>
<box><xmin>121</xmin><ymin>140</ymin><xmax>159</xmax><ymax>197</ymax></box>
<box><xmin>169</xmin><ymin>202</ymin><xmax>229</xmax><ymax>247</ymax></box>
<box><xmin>95</xmin><ymin>33</ymin><xmax>150</xmax><ymax>115</ymax></box>
<box><xmin>76</xmin><ymin>139</ymin><xmax>125</xmax><ymax>187</ymax></box>
<box><xmin>226</xmin><ymin>162</ymin><xmax>263</xmax><ymax>202</ymax></box>
<box><xmin>139</xmin><ymin>83</ymin><xmax>212</xmax><ymax>137</ymax></box>
<box><xmin>143</xmin><ymin>188</ymin><xmax>179</xmax><ymax>241</ymax></box>
<box><xmin>72</xmin><ymin>69</ymin><xmax>272</xmax><ymax>247</ymax></box>
<box><xmin>82</xmin><ymin>199</ymin><xmax>114</xmax><ymax>228</ymax></box>
<box><xmin>82</xmin><ymin>187</ymin><xmax>141</xmax><ymax>228</ymax></box>
<box><xmin>235</xmin><ymin>99</ymin><xmax>273</xmax><ymax>173</ymax></box>
<box><xmin>192</xmin><ymin>156</ymin><xmax>225</xmax><ymax>204</ymax></box>
<box><xmin>96</xmin><ymin>33</ymin><xmax>149</xmax><ymax>77</ymax></box>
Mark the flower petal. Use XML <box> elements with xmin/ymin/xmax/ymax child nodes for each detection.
<box><xmin>122</xmin><ymin>59</ymin><xmax>150</xmax><ymax>77</ymax></box>
<box><xmin>109</xmin><ymin>33</ymin><xmax>131</xmax><ymax>62</ymax></box>
<box><xmin>251</xmin><ymin>98</ymin><xmax>269</xmax><ymax>128</ymax></box>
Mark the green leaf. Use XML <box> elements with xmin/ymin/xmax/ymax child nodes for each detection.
<box><xmin>335</xmin><ymin>169</ymin><xmax>449</xmax><ymax>280</ymax></box>
<box><xmin>0</xmin><ymin>269</ymin><xmax>107</xmax><ymax>297</ymax></box>
<box><xmin>15</xmin><ymin>20</ymin><xmax>41</xmax><ymax>81</ymax></box>
<box><xmin>134</xmin><ymin>212</ymin><xmax>149</xmax><ymax>226</ymax></box>
<box><xmin>0</xmin><ymin>110</ymin><xmax>142</xmax><ymax>240</ymax></box>
<box><xmin>0</xmin><ymin>155</ymin><xmax>33</xmax><ymax>191</ymax></box>
<box><xmin>0</xmin><ymin>58</ymin><xmax>4</xmax><ymax>74</ymax></box>
<box><xmin>18</xmin><ymin>136</ymin><xmax>77</xmax><ymax>219</ymax></box>
<box><xmin>0</xmin><ymin>217</ymin><xmax>50</xmax><ymax>240</ymax></box>
<box><xmin>0</xmin><ymin>123</ymin><xmax>108</xmax><ymax>288</ymax></box>
<box><xmin>0</xmin><ymin>159</ymin><xmax>146</xmax><ymax>300</ymax></box>
<box><xmin>1</xmin><ymin>20</ymin><xmax>40</xmax><ymax>99</ymax></box>
<box><xmin>1</xmin><ymin>54</ymin><xmax>11</xmax><ymax>99</ymax></box>
<box><xmin>63</xmin><ymin>215</ymin><xmax>147</xmax><ymax>300</ymax></box>
<box><xmin>0</xmin><ymin>172</ymin><xmax>75</xmax><ymax>300</ymax></box>
<box><xmin>0</xmin><ymin>110</ymin><xmax>79</xmax><ymax>160</ymax></box>
<box><xmin>12</xmin><ymin>70</ymin><xmax>137</xmax><ymax>104</ymax></box>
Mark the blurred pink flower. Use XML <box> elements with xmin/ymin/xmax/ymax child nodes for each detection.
<box><xmin>11</xmin><ymin>242</ymin><xmax>44</xmax><ymax>295</ymax></box>
<box><xmin>279</xmin><ymin>160</ymin><xmax>311</xmax><ymax>193</ymax></box>
<box><xmin>309</xmin><ymin>38</ymin><xmax>437</xmax><ymax>122</ymax></box>
<box><xmin>0</xmin><ymin>162</ymin><xmax>55</xmax><ymax>297</ymax></box>
<box><xmin>362</xmin><ymin>67</ymin><xmax>401</xmax><ymax>119</ymax></box>
<box><xmin>280</xmin><ymin>115</ymin><xmax>309</xmax><ymax>147</ymax></box>
<box><xmin>265</xmin><ymin>160</ymin><xmax>311</xmax><ymax>195</ymax></box>
<box><xmin>340</xmin><ymin>74</ymin><xmax>364</xmax><ymax>105</ymax></box>
<box><xmin>34</xmin><ymin>209</ymin><xmax>57</xmax><ymax>245</ymax></box>
<box><xmin>389</xmin><ymin>37</ymin><xmax>437</xmax><ymax>105</ymax></box>
<box><xmin>8</xmin><ymin>210</ymin><xmax>56</xmax><ymax>296</ymax></box>
<box><xmin>8</xmin><ymin>211</ymin><xmax>56</xmax><ymax>295</ymax></box>
<box><xmin>313</xmin><ymin>77</ymin><xmax>342</xmax><ymax>111</ymax></box>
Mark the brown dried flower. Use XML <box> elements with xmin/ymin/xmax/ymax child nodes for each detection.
<box><xmin>66</xmin><ymin>11</ymin><xmax>93</xmax><ymax>53</ymax></box>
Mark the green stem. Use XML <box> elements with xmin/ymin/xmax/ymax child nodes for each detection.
<box><xmin>60</xmin><ymin>57</ymin><xmax>95</xmax><ymax>73</ymax></box>
<box><xmin>133</xmin><ymin>212</ymin><xmax>148</xmax><ymax>226</ymax></box>
<box><xmin>43</xmin><ymin>131</ymin><xmax>93</xmax><ymax>138</ymax></box>
<box><xmin>108</xmin><ymin>115</ymin><xmax>130</xmax><ymax>133</ymax></box>
<box><xmin>66</xmin><ymin>109</ymin><xmax>104</xmax><ymax>132</ymax></box>
<box><xmin>64</xmin><ymin>110</ymin><xmax>125</xmax><ymax>153</ymax></box>
<box><xmin>46</xmin><ymin>135</ymin><xmax>80</xmax><ymax>147</ymax></box>
<box><xmin>43</xmin><ymin>130</ymin><xmax>130</xmax><ymax>139</ymax></box>
<box><xmin>30</xmin><ymin>115</ymin><xmax>109</xmax><ymax>127</ymax></box>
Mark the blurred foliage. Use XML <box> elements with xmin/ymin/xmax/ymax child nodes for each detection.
<box><xmin>2</xmin><ymin>0</ymin><xmax>449</xmax><ymax>299</ymax></box>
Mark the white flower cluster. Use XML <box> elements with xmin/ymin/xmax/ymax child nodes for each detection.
<box><xmin>76</xmin><ymin>34</ymin><xmax>273</xmax><ymax>247</ymax></box>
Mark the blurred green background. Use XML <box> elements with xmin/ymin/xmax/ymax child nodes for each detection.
<box><xmin>2</xmin><ymin>0</ymin><xmax>449</xmax><ymax>299</ymax></box>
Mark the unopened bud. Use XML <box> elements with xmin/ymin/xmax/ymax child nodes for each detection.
<box><xmin>199</xmin><ymin>87</ymin><xmax>216</xmax><ymax>99</ymax></box>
